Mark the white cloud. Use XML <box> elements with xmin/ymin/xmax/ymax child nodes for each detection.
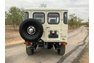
<box><xmin>5</xmin><ymin>0</ymin><xmax>89</xmax><ymax>21</ymax></box>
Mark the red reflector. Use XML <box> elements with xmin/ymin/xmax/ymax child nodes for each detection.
<box><xmin>61</xmin><ymin>42</ymin><xmax>67</xmax><ymax>46</ymax></box>
<box><xmin>24</xmin><ymin>42</ymin><xmax>32</xmax><ymax>45</ymax></box>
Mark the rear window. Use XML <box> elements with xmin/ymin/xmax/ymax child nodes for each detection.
<box><xmin>33</xmin><ymin>12</ymin><xmax>45</xmax><ymax>24</ymax></box>
<box><xmin>63</xmin><ymin>12</ymin><xmax>68</xmax><ymax>24</ymax></box>
<box><xmin>47</xmin><ymin>13</ymin><xmax>60</xmax><ymax>24</ymax></box>
<box><xmin>24</xmin><ymin>12</ymin><xmax>29</xmax><ymax>20</ymax></box>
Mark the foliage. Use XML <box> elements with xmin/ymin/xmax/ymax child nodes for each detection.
<box><xmin>81</xmin><ymin>22</ymin><xmax>89</xmax><ymax>27</ymax></box>
<box><xmin>5</xmin><ymin>7</ymin><xmax>24</xmax><ymax>30</ymax></box>
<box><xmin>68</xmin><ymin>14</ymin><xmax>82</xmax><ymax>29</ymax></box>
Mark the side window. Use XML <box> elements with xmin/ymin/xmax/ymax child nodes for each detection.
<box><xmin>63</xmin><ymin>12</ymin><xmax>68</xmax><ymax>24</ymax></box>
<box><xmin>24</xmin><ymin>12</ymin><xmax>29</xmax><ymax>20</ymax></box>
<box><xmin>33</xmin><ymin>12</ymin><xmax>45</xmax><ymax>24</ymax></box>
<box><xmin>48</xmin><ymin>13</ymin><xmax>60</xmax><ymax>24</ymax></box>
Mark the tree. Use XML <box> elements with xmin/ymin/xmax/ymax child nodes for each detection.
<box><xmin>5</xmin><ymin>7</ymin><xmax>24</xmax><ymax>30</ymax></box>
<box><xmin>68</xmin><ymin>14</ymin><xmax>82</xmax><ymax>29</ymax></box>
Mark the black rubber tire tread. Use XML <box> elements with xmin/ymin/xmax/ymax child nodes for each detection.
<box><xmin>57</xmin><ymin>45</ymin><xmax>65</xmax><ymax>55</ymax></box>
<box><xmin>26</xmin><ymin>46</ymin><xmax>34</xmax><ymax>55</ymax></box>
<box><xmin>19</xmin><ymin>19</ymin><xmax>43</xmax><ymax>42</ymax></box>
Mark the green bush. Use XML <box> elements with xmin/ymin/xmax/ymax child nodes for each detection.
<box><xmin>68</xmin><ymin>14</ymin><xmax>82</xmax><ymax>29</ymax></box>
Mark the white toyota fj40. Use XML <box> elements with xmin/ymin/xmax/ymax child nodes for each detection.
<box><xmin>19</xmin><ymin>8</ymin><xmax>68</xmax><ymax>55</ymax></box>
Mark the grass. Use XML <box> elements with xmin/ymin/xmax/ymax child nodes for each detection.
<box><xmin>5</xmin><ymin>25</ymin><xmax>23</xmax><ymax>43</ymax></box>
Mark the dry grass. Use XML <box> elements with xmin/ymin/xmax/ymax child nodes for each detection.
<box><xmin>79</xmin><ymin>45</ymin><xmax>89</xmax><ymax>63</ymax></box>
<box><xmin>5</xmin><ymin>25</ymin><xmax>23</xmax><ymax>43</ymax></box>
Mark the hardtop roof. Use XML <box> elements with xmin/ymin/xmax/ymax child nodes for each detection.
<box><xmin>24</xmin><ymin>8</ymin><xmax>68</xmax><ymax>12</ymax></box>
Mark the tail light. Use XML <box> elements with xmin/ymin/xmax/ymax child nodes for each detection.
<box><xmin>24</xmin><ymin>42</ymin><xmax>32</xmax><ymax>45</ymax></box>
<box><xmin>59</xmin><ymin>42</ymin><xmax>67</xmax><ymax>46</ymax></box>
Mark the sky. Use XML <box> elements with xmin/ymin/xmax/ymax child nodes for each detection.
<box><xmin>5</xmin><ymin>0</ymin><xmax>89</xmax><ymax>21</ymax></box>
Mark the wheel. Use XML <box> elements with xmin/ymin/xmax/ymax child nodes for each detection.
<box><xmin>19</xmin><ymin>19</ymin><xmax>43</xmax><ymax>42</ymax></box>
<box><xmin>57</xmin><ymin>45</ymin><xmax>65</xmax><ymax>55</ymax></box>
<box><xmin>26</xmin><ymin>46</ymin><xmax>34</xmax><ymax>55</ymax></box>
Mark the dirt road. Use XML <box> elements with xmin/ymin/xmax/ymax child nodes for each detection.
<box><xmin>72</xmin><ymin>44</ymin><xmax>89</xmax><ymax>63</ymax></box>
<box><xmin>5</xmin><ymin>26</ymin><xmax>88</xmax><ymax>63</ymax></box>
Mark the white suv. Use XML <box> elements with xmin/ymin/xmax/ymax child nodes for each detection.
<box><xmin>19</xmin><ymin>8</ymin><xmax>68</xmax><ymax>55</ymax></box>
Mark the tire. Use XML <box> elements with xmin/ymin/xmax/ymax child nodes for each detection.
<box><xmin>19</xmin><ymin>19</ymin><xmax>43</xmax><ymax>42</ymax></box>
<box><xmin>26</xmin><ymin>46</ymin><xmax>34</xmax><ymax>55</ymax></box>
<box><xmin>57</xmin><ymin>45</ymin><xmax>65</xmax><ymax>55</ymax></box>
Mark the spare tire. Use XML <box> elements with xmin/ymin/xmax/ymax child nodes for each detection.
<box><xmin>19</xmin><ymin>19</ymin><xmax>43</xmax><ymax>42</ymax></box>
